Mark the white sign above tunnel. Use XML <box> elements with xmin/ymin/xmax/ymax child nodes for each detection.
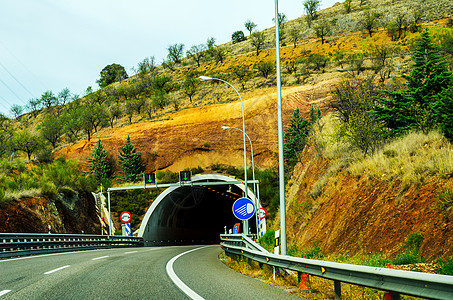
<box><xmin>232</xmin><ymin>198</ymin><xmax>256</xmax><ymax>220</ymax></box>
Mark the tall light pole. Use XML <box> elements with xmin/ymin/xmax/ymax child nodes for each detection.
<box><xmin>222</xmin><ymin>125</ymin><xmax>258</xmax><ymax>234</ymax></box>
<box><xmin>275</xmin><ymin>0</ymin><xmax>287</xmax><ymax>255</ymax></box>
<box><xmin>200</xmin><ymin>76</ymin><xmax>249</xmax><ymax>234</ymax></box>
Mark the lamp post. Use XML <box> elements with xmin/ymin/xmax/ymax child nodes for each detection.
<box><xmin>200</xmin><ymin>76</ymin><xmax>249</xmax><ymax>234</ymax></box>
<box><xmin>222</xmin><ymin>125</ymin><xmax>258</xmax><ymax>234</ymax></box>
<box><xmin>275</xmin><ymin>0</ymin><xmax>287</xmax><ymax>255</ymax></box>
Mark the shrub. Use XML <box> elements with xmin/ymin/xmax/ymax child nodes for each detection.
<box><xmin>392</xmin><ymin>232</ymin><xmax>424</xmax><ymax>265</ymax></box>
<box><xmin>258</xmin><ymin>229</ymin><xmax>276</xmax><ymax>252</ymax></box>
<box><xmin>436</xmin><ymin>257</ymin><xmax>453</xmax><ymax>275</ymax></box>
<box><xmin>156</xmin><ymin>170</ymin><xmax>178</xmax><ymax>183</ymax></box>
<box><xmin>434</xmin><ymin>186</ymin><xmax>453</xmax><ymax>220</ymax></box>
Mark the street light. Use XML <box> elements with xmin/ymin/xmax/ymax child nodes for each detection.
<box><xmin>200</xmin><ymin>76</ymin><xmax>249</xmax><ymax>234</ymax></box>
<box><xmin>222</xmin><ymin>125</ymin><xmax>258</xmax><ymax>234</ymax></box>
<box><xmin>275</xmin><ymin>0</ymin><xmax>287</xmax><ymax>255</ymax></box>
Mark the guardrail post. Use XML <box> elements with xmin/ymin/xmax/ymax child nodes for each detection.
<box><xmin>334</xmin><ymin>280</ymin><xmax>341</xmax><ymax>299</ymax></box>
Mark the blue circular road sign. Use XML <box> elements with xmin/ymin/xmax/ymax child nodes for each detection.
<box><xmin>232</xmin><ymin>197</ymin><xmax>256</xmax><ymax>220</ymax></box>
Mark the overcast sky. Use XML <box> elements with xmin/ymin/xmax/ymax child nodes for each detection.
<box><xmin>0</xmin><ymin>0</ymin><xmax>338</xmax><ymax>117</ymax></box>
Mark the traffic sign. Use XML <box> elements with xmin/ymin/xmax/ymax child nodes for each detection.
<box><xmin>232</xmin><ymin>197</ymin><xmax>255</xmax><ymax>220</ymax></box>
<box><xmin>144</xmin><ymin>173</ymin><xmax>156</xmax><ymax>185</ymax></box>
<box><xmin>120</xmin><ymin>211</ymin><xmax>132</xmax><ymax>223</ymax></box>
<box><xmin>179</xmin><ymin>170</ymin><xmax>192</xmax><ymax>182</ymax></box>
<box><xmin>233</xmin><ymin>223</ymin><xmax>241</xmax><ymax>234</ymax></box>
<box><xmin>257</xmin><ymin>207</ymin><xmax>267</xmax><ymax>219</ymax></box>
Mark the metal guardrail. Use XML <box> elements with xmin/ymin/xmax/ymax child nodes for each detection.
<box><xmin>0</xmin><ymin>233</ymin><xmax>144</xmax><ymax>259</ymax></box>
<box><xmin>220</xmin><ymin>234</ymin><xmax>453</xmax><ymax>300</ymax></box>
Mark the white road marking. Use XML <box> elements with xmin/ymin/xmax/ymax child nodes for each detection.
<box><xmin>124</xmin><ymin>251</ymin><xmax>138</xmax><ymax>254</ymax></box>
<box><xmin>91</xmin><ymin>256</ymin><xmax>109</xmax><ymax>261</ymax></box>
<box><xmin>166</xmin><ymin>246</ymin><xmax>214</xmax><ymax>300</ymax></box>
<box><xmin>44</xmin><ymin>265</ymin><xmax>70</xmax><ymax>275</ymax></box>
<box><xmin>0</xmin><ymin>290</ymin><xmax>12</xmax><ymax>297</ymax></box>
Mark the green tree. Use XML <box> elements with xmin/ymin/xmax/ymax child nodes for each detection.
<box><xmin>211</xmin><ymin>46</ymin><xmax>227</xmax><ymax>64</ymax></box>
<box><xmin>437</xmin><ymin>86</ymin><xmax>453</xmax><ymax>141</ymax></box>
<box><xmin>373</xmin><ymin>30</ymin><xmax>453</xmax><ymax>136</ymax></box>
<box><xmin>331</xmin><ymin>78</ymin><xmax>383</xmax><ymax>155</ymax></box>
<box><xmin>360</xmin><ymin>10</ymin><xmax>381</xmax><ymax>37</ymax></box>
<box><xmin>314</xmin><ymin>19</ymin><xmax>330</xmax><ymax>44</ymax></box>
<box><xmin>232</xmin><ymin>30</ymin><xmax>246</xmax><ymax>44</ymax></box>
<box><xmin>40</xmin><ymin>90</ymin><xmax>57</xmax><ymax>109</ymax></box>
<box><xmin>303</xmin><ymin>0</ymin><xmax>320</xmax><ymax>27</ymax></box>
<box><xmin>96</xmin><ymin>64</ymin><xmax>128</xmax><ymax>88</ymax></box>
<box><xmin>386</xmin><ymin>13</ymin><xmax>407</xmax><ymax>41</ymax></box>
<box><xmin>343</xmin><ymin>0</ymin><xmax>352</xmax><ymax>14</ymax></box>
<box><xmin>62</xmin><ymin>108</ymin><xmax>83</xmax><ymax>144</ymax></box>
<box><xmin>231</xmin><ymin>66</ymin><xmax>252</xmax><ymax>90</ymax></box>
<box><xmin>39</xmin><ymin>115</ymin><xmax>63</xmax><ymax>148</ymax></box>
<box><xmin>284</xmin><ymin>107</ymin><xmax>313</xmax><ymax>167</ymax></box>
<box><xmin>88</xmin><ymin>139</ymin><xmax>112</xmax><ymax>183</ymax></box>
<box><xmin>58</xmin><ymin>87</ymin><xmax>71</xmax><ymax>105</ymax></box>
<box><xmin>10</xmin><ymin>104</ymin><xmax>23</xmax><ymax>118</ymax></box>
<box><xmin>186</xmin><ymin>45</ymin><xmax>206</xmax><ymax>67</ymax></box>
<box><xmin>250</xmin><ymin>32</ymin><xmax>266</xmax><ymax>56</ymax></box>
<box><xmin>289</xmin><ymin>27</ymin><xmax>301</xmax><ymax>48</ymax></box>
<box><xmin>117</xmin><ymin>135</ymin><xmax>144</xmax><ymax>182</ymax></box>
<box><xmin>308</xmin><ymin>53</ymin><xmax>329</xmax><ymax>72</ymax></box>
<box><xmin>136</xmin><ymin>56</ymin><xmax>156</xmax><ymax>76</ymax></box>
<box><xmin>12</xmin><ymin>130</ymin><xmax>41</xmax><ymax>160</ymax></box>
<box><xmin>244</xmin><ymin>20</ymin><xmax>257</xmax><ymax>36</ymax></box>
<box><xmin>26</xmin><ymin>98</ymin><xmax>41</xmax><ymax>118</ymax></box>
<box><xmin>257</xmin><ymin>61</ymin><xmax>275</xmax><ymax>78</ymax></box>
<box><xmin>167</xmin><ymin>43</ymin><xmax>185</xmax><ymax>64</ymax></box>
<box><xmin>183</xmin><ymin>71</ymin><xmax>199</xmax><ymax>102</ymax></box>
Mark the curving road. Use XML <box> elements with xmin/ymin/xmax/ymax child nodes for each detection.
<box><xmin>0</xmin><ymin>246</ymin><xmax>301</xmax><ymax>299</ymax></box>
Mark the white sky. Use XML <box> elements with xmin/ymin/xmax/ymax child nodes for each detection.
<box><xmin>0</xmin><ymin>0</ymin><xmax>338</xmax><ymax>116</ymax></box>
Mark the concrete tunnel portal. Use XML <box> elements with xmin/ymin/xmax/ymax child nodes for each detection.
<box><xmin>138</xmin><ymin>174</ymin><xmax>260</xmax><ymax>246</ymax></box>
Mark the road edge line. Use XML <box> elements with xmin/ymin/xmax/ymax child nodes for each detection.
<box><xmin>166</xmin><ymin>245</ymin><xmax>214</xmax><ymax>300</ymax></box>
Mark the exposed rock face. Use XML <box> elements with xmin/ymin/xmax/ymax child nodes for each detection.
<box><xmin>0</xmin><ymin>190</ymin><xmax>99</xmax><ymax>234</ymax></box>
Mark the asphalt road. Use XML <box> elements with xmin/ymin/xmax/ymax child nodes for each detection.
<box><xmin>0</xmin><ymin>246</ymin><xmax>301</xmax><ymax>299</ymax></box>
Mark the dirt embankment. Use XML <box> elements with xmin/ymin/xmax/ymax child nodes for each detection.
<box><xmin>0</xmin><ymin>191</ymin><xmax>99</xmax><ymax>234</ymax></box>
<box><xmin>285</xmin><ymin>146</ymin><xmax>453</xmax><ymax>261</ymax></box>
<box><xmin>55</xmin><ymin>79</ymin><xmax>336</xmax><ymax>173</ymax></box>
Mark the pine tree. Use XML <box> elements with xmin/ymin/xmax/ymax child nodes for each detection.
<box><xmin>284</xmin><ymin>107</ymin><xmax>312</xmax><ymax>168</ymax></box>
<box><xmin>117</xmin><ymin>135</ymin><xmax>144</xmax><ymax>182</ymax></box>
<box><xmin>438</xmin><ymin>86</ymin><xmax>453</xmax><ymax>141</ymax></box>
<box><xmin>373</xmin><ymin>30</ymin><xmax>453</xmax><ymax>135</ymax></box>
<box><xmin>88</xmin><ymin>139</ymin><xmax>111</xmax><ymax>183</ymax></box>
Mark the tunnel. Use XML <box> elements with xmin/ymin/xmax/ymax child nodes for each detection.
<box><xmin>138</xmin><ymin>174</ymin><xmax>261</xmax><ymax>246</ymax></box>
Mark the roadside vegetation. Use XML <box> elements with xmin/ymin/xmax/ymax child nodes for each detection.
<box><xmin>0</xmin><ymin>157</ymin><xmax>97</xmax><ymax>203</ymax></box>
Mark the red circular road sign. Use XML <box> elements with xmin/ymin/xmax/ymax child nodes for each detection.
<box><xmin>120</xmin><ymin>211</ymin><xmax>132</xmax><ymax>223</ymax></box>
<box><xmin>257</xmin><ymin>207</ymin><xmax>267</xmax><ymax>219</ymax></box>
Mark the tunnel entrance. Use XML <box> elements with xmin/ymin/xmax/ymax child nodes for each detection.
<box><xmin>137</xmin><ymin>174</ymin><xmax>260</xmax><ymax>246</ymax></box>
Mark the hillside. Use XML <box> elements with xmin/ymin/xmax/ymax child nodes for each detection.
<box><xmin>1</xmin><ymin>0</ymin><xmax>453</xmax><ymax>264</ymax></box>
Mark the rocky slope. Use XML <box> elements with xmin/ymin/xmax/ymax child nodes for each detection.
<box><xmin>0</xmin><ymin>190</ymin><xmax>99</xmax><ymax>234</ymax></box>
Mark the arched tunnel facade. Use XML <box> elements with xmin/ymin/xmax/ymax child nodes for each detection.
<box><xmin>138</xmin><ymin>174</ymin><xmax>260</xmax><ymax>246</ymax></box>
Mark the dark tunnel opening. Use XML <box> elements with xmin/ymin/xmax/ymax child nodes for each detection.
<box><xmin>141</xmin><ymin>180</ymin><xmax>257</xmax><ymax>246</ymax></box>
